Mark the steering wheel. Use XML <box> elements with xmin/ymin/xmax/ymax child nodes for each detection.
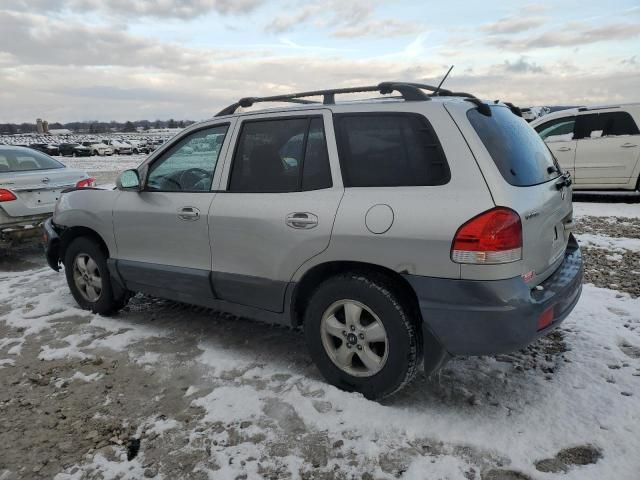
<box><xmin>178</xmin><ymin>168</ymin><xmax>211</xmax><ymax>190</ymax></box>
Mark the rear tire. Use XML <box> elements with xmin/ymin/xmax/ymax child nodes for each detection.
<box><xmin>64</xmin><ymin>237</ymin><xmax>129</xmax><ymax>315</ymax></box>
<box><xmin>304</xmin><ymin>273</ymin><xmax>422</xmax><ymax>400</ymax></box>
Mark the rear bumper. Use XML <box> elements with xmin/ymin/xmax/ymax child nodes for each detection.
<box><xmin>42</xmin><ymin>217</ymin><xmax>61</xmax><ymax>271</ymax></box>
<box><xmin>404</xmin><ymin>234</ymin><xmax>583</xmax><ymax>357</ymax></box>
<box><xmin>0</xmin><ymin>214</ymin><xmax>50</xmax><ymax>247</ymax></box>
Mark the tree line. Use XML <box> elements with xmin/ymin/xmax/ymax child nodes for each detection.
<box><xmin>0</xmin><ymin>119</ymin><xmax>196</xmax><ymax>135</ymax></box>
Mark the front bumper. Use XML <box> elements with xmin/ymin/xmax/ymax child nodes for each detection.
<box><xmin>405</xmin><ymin>234</ymin><xmax>583</xmax><ymax>357</ymax></box>
<box><xmin>42</xmin><ymin>217</ymin><xmax>61</xmax><ymax>271</ymax></box>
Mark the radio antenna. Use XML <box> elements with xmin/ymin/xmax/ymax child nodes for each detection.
<box><xmin>433</xmin><ymin>65</ymin><xmax>454</xmax><ymax>96</ymax></box>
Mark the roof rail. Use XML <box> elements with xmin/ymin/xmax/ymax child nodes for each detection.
<box><xmin>214</xmin><ymin>81</ymin><xmax>492</xmax><ymax>117</ymax></box>
<box><xmin>577</xmin><ymin>105</ymin><xmax>619</xmax><ymax>112</ymax></box>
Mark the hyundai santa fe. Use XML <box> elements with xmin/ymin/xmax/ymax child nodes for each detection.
<box><xmin>43</xmin><ymin>82</ymin><xmax>583</xmax><ymax>399</ymax></box>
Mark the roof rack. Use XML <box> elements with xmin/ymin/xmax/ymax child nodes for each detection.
<box><xmin>215</xmin><ymin>81</ymin><xmax>498</xmax><ymax>117</ymax></box>
<box><xmin>577</xmin><ymin>105</ymin><xmax>618</xmax><ymax>112</ymax></box>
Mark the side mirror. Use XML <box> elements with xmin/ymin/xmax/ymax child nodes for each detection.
<box><xmin>116</xmin><ymin>169</ymin><xmax>141</xmax><ymax>191</ymax></box>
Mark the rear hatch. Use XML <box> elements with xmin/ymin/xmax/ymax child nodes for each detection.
<box><xmin>447</xmin><ymin>102</ymin><xmax>573</xmax><ymax>285</ymax></box>
<box><xmin>0</xmin><ymin>150</ymin><xmax>86</xmax><ymax>218</ymax></box>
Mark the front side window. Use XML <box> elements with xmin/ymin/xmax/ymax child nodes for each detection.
<box><xmin>334</xmin><ymin>113</ymin><xmax>450</xmax><ymax>187</ymax></box>
<box><xmin>535</xmin><ymin>116</ymin><xmax>576</xmax><ymax>142</ymax></box>
<box><xmin>0</xmin><ymin>148</ymin><xmax>64</xmax><ymax>172</ymax></box>
<box><xmin>229</xmin><ymin>116</ymin><xmax>332</xmax><ymax>193</ymax></box>
<box><xmin>146</xmin><ymin>124</ymin><xmax>228</xmax><ymax>192</ymax></box>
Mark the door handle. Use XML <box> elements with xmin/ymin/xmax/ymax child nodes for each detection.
<box><xmin>286</xmin><ymin>212</ymin><xmax>318</xmax><ymax>229</ymax></box>
<box><xmin>621</xmin><ymin>143</ymin><xmax>638</xmax><ymax>148</ymax></box>
<box><xmin>556</xmin><ymin>146</ymin><xmax>572</xmax><ymax>152</ymax></box>
<box><xmin>178</xmin><ymin>206</ymin><xmax>200</xmax><ymax>221</ymax></box>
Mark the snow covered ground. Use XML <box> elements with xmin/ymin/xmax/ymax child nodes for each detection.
<box><xmin>0</xmin><ymin>186</ymin><xmax>639</xmax><ymax>478</ymax></box>
<box><xmin>573</xmin><ymin>201</ymin><xmax>640</xmax><ymax>219</ymax></box>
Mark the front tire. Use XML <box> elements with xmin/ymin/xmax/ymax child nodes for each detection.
<box><xmin>304</xmin><ymin>273</ymin><xmax>422</xmax><ymax>400</ymax></box>
<box><xmin>64</xmin><ymin>237</ymin><xmax>129</xmax><ymax>315</ymax></box>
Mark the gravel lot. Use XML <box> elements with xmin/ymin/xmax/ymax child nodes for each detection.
<box><xmin>0</xmin><ymin>187</ymin><xmax>639</xmax><ymax>479</ymax></box>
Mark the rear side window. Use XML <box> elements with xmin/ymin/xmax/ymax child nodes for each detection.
<box><xmin>229</xmin><ymin>117</ymin><xmax>332</xmax><ymax>193</ymax></box>
<box><xmin>334</xmin><ymin>113</ymin><xmax>450</xmax><ymax>187</ymax></box>
<box><xmin>0</xmin><ymin>148</ymin><xmax>64</xmax><ymax>172</ymax></box>
<box><xmin>575</xmin><ymin>112</ymin><xmax>639</xmax><ymax>139</ymax></box>
<box><xmin>468</xmin><ymin>106</ymin><xmax>560</xmax><ymax>187</ymax></box>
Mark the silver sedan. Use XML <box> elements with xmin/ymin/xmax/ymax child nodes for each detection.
<box><xmin>0</xmin><ymin>145</ymin><xmax>93</xmax><ymax>248</ymax></box>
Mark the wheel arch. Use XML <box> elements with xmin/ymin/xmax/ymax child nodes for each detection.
<box><xmin>290</xmin><ymin>261</ymin><xmax>422</xmax><ymax>328</ymax></box>
<box><xmin>59</xmin><ymin>226</ymin><xmax>110</xmax><ymax>262</ymax></box>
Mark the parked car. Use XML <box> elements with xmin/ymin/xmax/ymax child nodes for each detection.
<box><xmin>0</xmin><ymin>146</ymin><xmax>94</xmax><ymax>248</ymax></box>
<box><xmin>58</xmin><ymin>143</ymin><xmax>92</xmax><ymax>157</ymax></box>
<box><xmin>29</xmin><ymin>143</ymin><xmax>60</xmax><ymax>156</ymax></box>
<box><xmin>102</xmin><ymin>140</ymin><xmax>132</xmax><ymax>155</ymax></box>
<box><xmin>43</xmin><ymin>82</ymin><xmax>582</xmax><ymax>399</ymax></box>
<box><xmin>126</xmin><ymin>141</ymin><xmax>150</xmax><ymax>154</ymax></box>
<box><xmin>81</xmin><ymin>141</ymin><xmax>114</xmax><ymax>156</ymax></box>
<box><xmin>520</xmin><ymin>106</ymin><xmax>550</xmax><ymax>123</ymax></box>
<box><xmin>531</xmin><ymin>103</ymin><xmax>640</xmax><ymax>190</ymax></box>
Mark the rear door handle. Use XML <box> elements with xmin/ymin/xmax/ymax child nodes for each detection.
<box><xmin>286</xmin><ymin>212</ymin><xmax>318</xmax><ymax>229</ymax></box>
<box><xmin>621</xmin><ymin>143</ymin><xmax>638</xmax><ymax>148</ymax></box>
<box><xmin>556</xmin><ymin>146</ymin><xmax>572</xmax><ymax>152</ymax></box>
<box><xmin>178</xmin><ymin>206</ymin><xmax>200</xmax><ymax>221</ymax></box>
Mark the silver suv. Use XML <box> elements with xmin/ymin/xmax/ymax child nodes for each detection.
<box><xmin>43</xmin><ymin>83</ymin><xmax>583</xmax><ymax>399</ymax></box>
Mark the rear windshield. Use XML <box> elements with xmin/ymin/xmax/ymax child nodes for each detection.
<box><xmin>467</xmin><ymin>106</ymin><xmax>560</xmax><ymax>187</ymax></box>
<box><xmin>0</xmin><ymin>148</ymin><xmax>64</xmax><ymax>172</ymax></box>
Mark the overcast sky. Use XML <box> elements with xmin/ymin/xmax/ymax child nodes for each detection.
<box><xmin>1</xmin><ymin>0</ymin><xmax>639</xmax><ymax>122</ymax></box>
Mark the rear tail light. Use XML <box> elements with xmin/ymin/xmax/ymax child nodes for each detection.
<box><xmin>451</xmin><ymin>207</ymin><xmax>522</xmax><ymax>264</ymax></box>
<box><xmin>76</xmin><ymin>177</ymin><xmax>96</xmax><ymax>188</ymax></box>
<box><xmin>0</xmin><ymin>189</ymin><xmax>17</xmax><ymax>202</ymax></box>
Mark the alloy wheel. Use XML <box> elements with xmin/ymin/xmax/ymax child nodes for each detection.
<box><xmin>72</xmin><ymin>253</ymin><xmax>102</xmax><ymax>302</ymax></box>
<box><xmin>320</xmin><ymin>299</ymin><xmax>389</xmax><ymax>377</ymax></box>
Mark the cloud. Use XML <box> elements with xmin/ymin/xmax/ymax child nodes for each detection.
<box><xmin>1</xmin><ymin>2</ymin><xmax>639</xmax><ymax>122</ymax></box>
<box><xmin>0</xmin><ymin>0</ymin><xmax>262</xmax><ymax>18</ymax></box>
<box><xmin>0</xmin><ymin>10</ymin><xmax>265</xmax><ymax>70</ymax></box>
<box><xmin>482</xmin><ymin>16</ymin><xmax>546</xmax><ymax>34</ymax></box>
<box><xmin>501</xmin><ymin>57</ymin><xmax>545</xmax><ymax>74</ymax></box>
<box><xmin>265</xmin><ymin>0</ymin><xmax>420</xmax><ymax>38</ymax></box>
<box><xmin>265</xmin><ymin>6</ymin><xmax>318</xmax><ymax>34</ymax></box>
<box><xmin>333</xmin><ymin>19</ymin><xmax>422</xmax><ymax>38</ymax></box>
<box><xmin>488</xmin><ymin>22</ymin><xmax>640</xmax><ymax>50</ymax></box>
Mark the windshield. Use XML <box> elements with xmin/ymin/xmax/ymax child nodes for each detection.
<box><xmin>0</xmin><ymin>148</ymin><xmax>65</xmax><ymax>172</ymax></box>
<box><xmin>467</xmin><ymin>105</ymin><xmax>561</xmax><ymax>187</ymax></box>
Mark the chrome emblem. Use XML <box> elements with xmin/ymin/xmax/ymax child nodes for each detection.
<box><xmin>41</xmin><ymin>177</ymin><xmax>50</xmax><ymax>183</ymax></box>
<box><xmin>524</xmin><ymin>211</ymin><xmax>540</xmax><ymax>220</ymax></box>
